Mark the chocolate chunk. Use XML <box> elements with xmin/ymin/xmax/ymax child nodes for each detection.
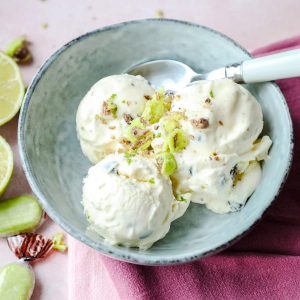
<box><xmin>191</xmin><ymin>118</ymin><xmax>209</xmax><ymax>129</ymax></box>
<box><xmin>123</xmin><ymin>113</ymin><xmax>133</xmax><ymax>124</ymax></box>
<box><xmin>102</xmin><ymin>101</ymin><xmax>110</xmax><ymax>115</ymax></box>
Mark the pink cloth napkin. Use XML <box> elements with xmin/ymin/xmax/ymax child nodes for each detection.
<box><xmin>68</xmin><ymin>36</ymin><xmax>300</xmax><ymax>300</ymax></box>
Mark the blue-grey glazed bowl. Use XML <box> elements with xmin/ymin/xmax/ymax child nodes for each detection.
<box><xmin>19</xmin><ymin>19</ymin><xmax>293</xmax><ymax>265</ymax></box>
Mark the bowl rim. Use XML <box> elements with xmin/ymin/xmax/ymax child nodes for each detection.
<box><xmin>18</xmin><ymin>18</ymin><xmax>294</xmax><ymax>265</ymax></box>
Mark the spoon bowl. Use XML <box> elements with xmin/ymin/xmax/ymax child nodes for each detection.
<box><xmin>127</xmin><ymin>59</ymin><xmax>197</xmax><ymax>90</ymax></box>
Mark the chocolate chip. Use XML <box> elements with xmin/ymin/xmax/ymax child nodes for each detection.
<box><xmin>228</xmin><ymin>201</ymin><xmax>244</xmax><ymax>212</ymax></box>
<box><xmin>230</xmin><ymin>165</ymin><xmax>238</xmax><ymax>179</ymax></box>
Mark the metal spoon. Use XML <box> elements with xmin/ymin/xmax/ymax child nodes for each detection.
<box><xmin>127</xmin><ymin>49</ymin><xmax>300</xmax><ymax>90</ymax></box>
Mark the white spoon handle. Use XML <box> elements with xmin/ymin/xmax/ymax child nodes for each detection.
<box><xmin>241</xmin><ymin>48</ymin><xmax>300</xmax><ymax>83</ymax></box>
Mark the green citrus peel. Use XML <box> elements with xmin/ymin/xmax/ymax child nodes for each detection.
<box><xmin>125</xmin><ymin>117</ymin><xmax>154</xmax><ymax>152</ymax></box>
<box><xmin>52</xmin><ymin>232</ymin><xmax>68</xmax><ymax>252</ymax></box>
<box><xmin>161</xmin><ymin>114</ymin><xmax>188</xmax><ymax>154</ymax></box>
<box><xmin>107</xmin><ymin>94</ymin><xmax>118</xmax><ymax>118</ymax></box>
<box><xmin>160</xmin><ymin>152</ymin><xmax>177</xmax><ymax>176</ymax></box>
<box><xmin>141</xmin><ymin>88</ymin><xmax>171</xmax><ymax>124</ymax></box>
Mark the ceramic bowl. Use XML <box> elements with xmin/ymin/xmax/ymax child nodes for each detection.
<box><xmin>19</xmin><ymin>19</ymin><xmax>293</xmax><ymax>265</ymax></box>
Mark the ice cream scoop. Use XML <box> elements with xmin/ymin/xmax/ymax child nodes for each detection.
<box><xmin>82</xmin><ymin>154</ymin><xmax>189</xmax><ymax>249</ymax></box>
<box><xmin>171</xmin><ymin>79</ymin><xmax>264</xmax><ymax>155</ymax></box>
<box><xmin>76</xmin><ymin>74</ymin><xmax>155</xmax><ymax>163</ymax></box>
<box><xmin>164</xmin><ymin>79</ymin><xmax>273</xmax><ymax>213</ymax></box>
<box><xmin>174</xmin><ymin>136</ymin><xmax>272</xmax><ymax>213</ymax></box>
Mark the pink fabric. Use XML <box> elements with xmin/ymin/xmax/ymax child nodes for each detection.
<box><xmin>68</xmin><ymin>37</ymin><xmax>300</xmax><ymax>300</ymax></box>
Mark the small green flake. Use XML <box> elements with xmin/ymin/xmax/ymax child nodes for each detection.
<box><xmin>107</xmin><ymin>94</ymin><xmax>118</xmax><ymax>118</ymax></box>
<box><xmin>161</xmin><ymin>152</ymin><xmax>177</xmax><ymax>176</ymax></box>
<box><xmin>41</xmin><ymin>23</ymin><xmax>48</xmax><ymax>29</ymax></box>
<box><xmin>148</xmin><ymin>178</ymin><xmax>155</xmax><ymax>184</ymax></box>
<box><xmin>141</xmin><ymin>88</ymin><xmax>168</xmax><ymax>124</ymax></box>
<box><xmin>124</xmin><ymin>151</ymin><xmax>135</xmax><ymax>164</ymax></box>
<box><xmin>156</xmin><ymin>132</ymin><xmax>162</xmax><ymax>138</ymax></box>
<box><xmin>178</xmin><ymin>196</ymin><xmax>187</xmax><ymax>202</ymax></box>
<box><xmin>155</xmin><ymin>9</ymin><xmax>165</xmax><ymax>18</ymax></box>
<box><xmin>209</xmin><ymin>90</ymin><xmax>214</xmax><ymax>98</ymax></box>
<box><xmin>52</xmin><ymin>232</ymin><xmax>68</xmax><ymax>252</ymax></box>
<box><xmin>122</xmin><ymin>99</ymin><xmax>126</xmax><ymax>104</ymax></box>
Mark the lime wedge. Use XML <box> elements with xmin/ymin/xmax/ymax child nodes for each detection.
<box><xmin>0</xmin><ymin>263</ymin><xmax>34</xmax><ymax>300</ymax></box>
<box><xmin>0</xmin><ymin>51</ymin><xmax>25</xmax><ymax>126</ymax></box>
<box><xmin>0</xmin><ymin>195</ymin><xmax>43</xmax><ymax>237</ymax></box>
<box><xmin>0</xmin><ymin>136</ymin><xmax>13</xmax><ymax>196</ymax></box>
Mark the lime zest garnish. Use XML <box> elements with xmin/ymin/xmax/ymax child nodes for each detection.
<box><xmin>124</xmin><ymin>151</ymin><xmax>136</xmax><ymax>164</ymax></box>
<box><xmin>177</xmin><ymin>196</ymin><xmax>187</xmax><ymax>202</ymax></box>
<box><xmin>160</xmin><ymin>114</ymin><xmax>188</xmax><ymax>154</ymax></box>
<box><xmin>124</xmin><ymin>117</ymin><xmax>154</xmax><ymax>153</ymax></box>
<box><xmin>160</xmin><ymin>152</ymin><xmax>177</xmax><ymax>176</ymax></box>
<box><xmin>148</xmin><ymin>178</ymin><xmax>155</xmax><ymax>184</ymax></box>
<box><xmin>107</xmin><ymin>93</ymin><xmax>118</xmax><ymax>118</ymax></box>
<box><xmin>141</xmin><ymin>88</ymin><xmax>170</xmax><ymax>124</ymax></box>
<box><xmin>52</xmin><ymin>232</ymin><xmax>68</xmax><ymax>252</ymax></box>
<box><xmin>126</xmin><ymin>118</ymin><xmax>146</xmax><ymax>143</ymax></box>
<box><xmin>165</xmin><ymin>128</ymin><xmax>188</xmax><ymax>153</ymax></box>
<box><xmin>209</xmin><ymin>90</ymin><xmax>214</xmax><ymax>98</ymax></box>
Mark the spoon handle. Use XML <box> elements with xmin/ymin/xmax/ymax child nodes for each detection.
<box><xmin>240</xmin><ymin>48</ymin><xmax>300</xmax><ymax>83</ymax></box>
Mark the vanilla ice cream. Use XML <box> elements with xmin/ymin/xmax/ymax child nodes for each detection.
<box><xmin>82</xmin><ymin>154</ymin><xmax>189</xmax><ymax>249</ymax></box>
<box><xmin>171</xmin><ymin>79</ymin><xmax>264</xmax><ymax>155</ymax></box>
<box><xmin>78</xmin><ymin>75</ymin><xmax>272</xmax><ymax>250</ymax></box>
<box><xmin>174</xmin><ymin>136</ymin><xmax>272</xmax><ymax>213</ymax></box>
<box><xmin>167</xmin><ymin>79</ymin><xmax>272</xmax><ymax>213</ymax></box>
<box><xmin>76</xmin><ymin>74</ymin><xmax>155</xmax><ymax>163</ymax></box>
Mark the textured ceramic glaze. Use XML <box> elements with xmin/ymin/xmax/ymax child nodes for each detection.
<box><xmin>19</xmin><ymin>19</ymin><xmax>293</xmax><ymax>265</ymax></box>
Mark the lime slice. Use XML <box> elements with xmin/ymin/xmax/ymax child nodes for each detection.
<box><xmin>0</xmin><ymin>52</ymin><xmax>25</xmax><ymax>126</ymax></box>
<box><xmin>0</xmin><ymin>136</ymin><xmax>13</xmax><ymax>196</ymax></box>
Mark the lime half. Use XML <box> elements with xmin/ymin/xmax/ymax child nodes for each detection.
<box><xmin>0</xmin><ymin>136</ymin><xmax>13</xmax><ymax>196</ymax></box>
<box><xmin>0</xmin><ymin>52</ymin><xmax>25</xmax><ymax>126</ymax></box>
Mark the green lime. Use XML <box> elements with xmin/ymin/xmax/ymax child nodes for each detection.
<box><xmin>0</xmin><ymin>51</ymin><xmax>25</xmax><ymax>126</ymax></box>
<box><xmin>0</xmin><ymin>135</ymin><xmax>13</xmax><ymax>196</ymax></box>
